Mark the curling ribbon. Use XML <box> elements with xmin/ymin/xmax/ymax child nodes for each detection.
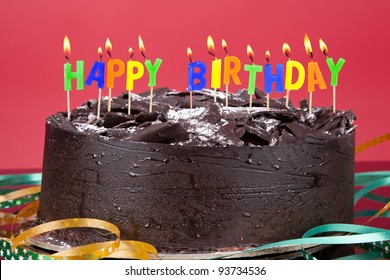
<box><xmin>0</xmin><ymin>174</ymin><xmax>157</xmax><ymax>260</ymax></box>
<box><xmin>355</xmin><ymin>133</ymin><xmax>390</xmax><ymax>153</ymax></box>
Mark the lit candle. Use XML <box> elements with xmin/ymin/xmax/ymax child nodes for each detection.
<box><xmin>85</xmin><ymin>47</ymin><xmax>105</xmax><ymax>118</ymax></box>
<box><xmin>138</xmin><ymin>36</ymin><xmax>163</xmax><ymax>113</ymax></box>
<box><xmin>243</xmin><ymin>44</ymin><xmax>263</xmax><ymax>109</ymax></box>
<box><xmin>222</xmin><ymin>39</ymin><xmax>242</xmax><ymax>109</ymax></box>
<box><xmin>63</xmin><ymin>35</ymin><xmax>84</xmax><ymax>119</ymax></box>
<box><xmin>319</xmin><ymin>38</ymin><xmax>346</xmax><ymax>113</ymax></box>
<box><xmin>304</xmin><ymin>34</ymin><xmax>327</xmax><ymax>115</ymax></box>
<box><xmin>187</xmin><ymin>47</ymin><xmax>207</xmax><ymax>109</ymax></box>
<box><xmin>126</xmin><ymin>47</ymin><xmax>144</xmax><ymax>115</ymax></box>
<box><xmin>207</xmin><ymin>35</ymin><xmax>221</xmax><ymax>102</ymax></box>
<box><xmin>106</xmin><ymin>38</ymin><xmax>125</xmax><ymax>112</ymax></box>
<box><xmin>263</xmin><ymin>51</ymin><xmax>284</xmax><ymax>110</ymax></box>
<box><xmin>283</xmin><ymin>43</ymin><xmax>305</xmax><ymax>107</ymax></box>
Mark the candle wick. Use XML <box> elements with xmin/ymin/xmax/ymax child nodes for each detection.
<box><xmin>266</xmin><ymin>57</ymin><xmax>269</xmax><ymax>63</ymax></box>
<box><xmin>284</xmin><ymin>52</ymin><xmax>290</xmax><ymax>59</ymax></box>
<box><xmin>224</xmin><ymin>47</ymin><xmax>228</xmax><ymax>55</ymax></box>
<box><xmin>189</xmin><ymin>57</ymin><xmax>192</xmax><ymax>63</ymax></box>
<box><xmin>208</xmin><ymin>51</ymin><xmax>215</xmax><ymax>57</ymax></box>
<box><xmin>310</xmin><ymin>52</ymin><xmax>313</xmax><ymax>60</ymax></box>
<box><xmin>65</xmin><ymin>56</ymin><xmax>70</xmax><ymax>63</ymax></box>
<box><xmin>107</xmin><ymin>51</ymin><xmax>112</xmax><ymax>58</ymax></box>
<box><xmin>141</xmin><ymin>51</ymin><xmax>147</xmax><ymax>60</ymax></box>
<box><xmin>130</xmin><ymin>53</ymin><xmax>134</xmax><ymax>60</ymax></box>
<box><xmin>250</xmin><ymin>56</ymin><xmax>254</xmax><ymax>63</ymax></box>
<box><xmin>99</xmin><ymin>55</ymin><xmax>103</xmax><ymax>62</ymax></box>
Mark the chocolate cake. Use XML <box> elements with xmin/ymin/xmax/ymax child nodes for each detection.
<box><xmin>38</xmin><ymin>88</ymin><xmax>356</xmax><ymax>253</ymax></box>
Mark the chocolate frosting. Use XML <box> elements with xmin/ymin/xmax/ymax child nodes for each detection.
<box><xmin>38</xmin><ymin>88</ymin><xmax>356</xmax><ymax>253</ymax></box>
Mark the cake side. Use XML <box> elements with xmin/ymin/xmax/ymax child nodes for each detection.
<box><xmin>38</xmin><ymin>88</ymin><xmax>355</xmax><ymax>253</ymax></box>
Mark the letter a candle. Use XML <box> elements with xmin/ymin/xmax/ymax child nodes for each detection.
<box><xmin>63</xmin><ymin>35</ymin><xmax>84</xmax><ymax>119</ymax></box>
<box><xmin>304</xmin><ymin>34</ymin><xmax>327</xmax><ymax>115</ymax></box>
<box><xmin>319</xmin><ymin>38</ymin><xmax>346</xmax><ymax>113</ymax></box>
<box><xmin>85</xmin><ymin>47</ymin><xmax>105</xmax><ymax>119</ymax></box>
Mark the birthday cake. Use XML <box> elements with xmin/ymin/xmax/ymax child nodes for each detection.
<box><xmin>38</xmin><ymin>88</ymin><xmax>356</xmax><ymax>253</ymax></box>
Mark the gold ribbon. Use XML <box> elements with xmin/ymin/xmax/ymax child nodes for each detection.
<box><xmin>356</xmin><ymin>133</ymin><xmax>390</xmax><ymax>153</ymax></box>
<box><xmin>0</xmin><ymin>186</ymin><xmax>157</xmax><ymax>260</ymax></box>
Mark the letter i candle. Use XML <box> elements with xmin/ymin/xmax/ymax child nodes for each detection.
<box><xmin>319</xmin><ymin>39</ymin><xmax>346</xmax><ymax>113</ymax></box>
<box><xmin>207</xmin><ymin>36</ymin><xmax>221</xmax><ymax>102</ymax></box>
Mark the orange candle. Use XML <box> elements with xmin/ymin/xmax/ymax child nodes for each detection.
<box><xmin>222</xmin><ymin>39</ymin><xmax>241</xmax><ymax>109</ymax></box>
<box><xmin>106</xmin><ymin>38</ymin><xmax>125</xmax><ymax>112</ymax></box>
<box><xmin>304</xmin><ymin>34</ymin><xmax>327</xmax><ymax>115</ymax></box>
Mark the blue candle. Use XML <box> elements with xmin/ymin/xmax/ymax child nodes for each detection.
<box><xmin>85</xmin><ymin>47</ymin><xmax>105</xmax><ymax>118</ymax></box>
<box><xmin>187</xmin><ymin>47</ymin><xmax>206</xmax><ymax>109</ymax></box>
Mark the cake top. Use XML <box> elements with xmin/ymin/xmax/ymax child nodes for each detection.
<box><xmin>50</xmin><ymin>88</ymin><xmax>356</xmax><ymax>147</ymax></box>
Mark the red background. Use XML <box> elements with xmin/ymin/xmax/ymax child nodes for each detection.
<box><xmin>0</xmin><ymin>0</ymin><xmax>389</xmax><ymax>171</ymax></box>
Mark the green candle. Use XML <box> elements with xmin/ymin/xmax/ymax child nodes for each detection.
<box><xmin>326</xmin><ymin>57</ymin><xmax>346</xmax><ymax>86</ymax></box>
<box><xmin>244</xmin><ymin>64</ymin><xmax>263</xmax><ymax>95</ymax></box>
<box><xmin>63</xmin><ymin>61</ymin><xmax>85</xmax><ymax>91</ymax></box>
<box><xmin>145</xmin><ymin>58</ymin><xmax>163</xmax><ymax>87</ymax></box>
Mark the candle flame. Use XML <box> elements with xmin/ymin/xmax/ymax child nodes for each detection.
<box><xmin>138</xmin><ymin>35</ymin><xmax>147</xmax><ymax>59</ymax></box>
<box><xmin>265</xmin><ymin>50</ymin><xmax>270</xmax><ymax>63</ymax></box>
<box><xmin>282</xmin><ymin>43</ymin><xmax>291</xmax><ymax>59</ymax></box>
<box><xmin>105</xmin><ymin>38</ymin><xmax>112</xmax><ymax>58</ymax></box>
<box><xmin>128</xmin><ymin>47</ymin><xmax>134</xmax><ymax>59</ymax></box>
<box><xmin>319</xmin><ymin>38</ymin><xmax>328</xmax><ymax>56</ymax></box>
<box><xmin>247</xmin><ymin>44</ymin><xmax>254</xmax><ymax>62</ymax></box>
<box><xmin>207</xmin><ymin>35</ymin><xmax>216</xmax><ymax>57</ymax></box>
<box><xmin>222</xmin><ymin>39</ymin><xmax>228</xmax><ymax>54</ymax></box>
<box><xmin>187</xmin><ymin>47</ymin><xmax>192</xmax><ymax>62</ymax></box>
<box><xmin>98</xmin><ymin>47</ymin><xmax>103</xmax><ymax>61</ymax></box>
<box><xmin>63</xmin><ymin>35</ymin><xmax>70</xmax><ymax>61</ymax></box>
<box><xmin>304</xmin><ymin>33</ymin><xmax>313</xmax><ymax>59</ymax></box>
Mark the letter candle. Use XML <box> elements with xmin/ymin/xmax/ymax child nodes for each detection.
<box><xmin>126</xmin><ymin>47</ymin><xmax>144</xmax><ymax>115</ymax></box>
<box><xmin>138</xmin><ymin>36</ymin><xmax>163</xmax><ymax>113</ymax></box>
<box><xmin>106</xmin><ymin>38</ymin><xmax>125</xmax><ymax>112</ymax></box>
<box><xmin>222</xmin><ymin>39</ymin><xmax>242</xmax><ymax>110</ymax></box>
<box><xmin>207</xmin><ymin>35</ymin><xmax>221</xmax><ymax>102</ymax></box>
<box><xmin>85</xmin><ymin>47</ymin><xmax>105</xmax><ymax>118</ymax></box>
<box><xmin>187</xmin><ymin>47</ymin><xmax>207</xmax><ymax>110</ymax></box>
<box><xmin>63</xmin><ymin>35</ymin><xmax>84</xmax><ymax>119</ymax></box>
<box><xmin>264</xmin><ymin>50</ymin><xmax>284</xmax><ymax>111</ymax></box>
<box><xmin>319</xmin><ymin>39</ymin><xmax>346</xmax><ymax>113</ymax></box>
<box><xmin>243</xmin><ymin>44</ymin><xmax>263</xmax><ymax>109</ymax></box>
<box><xmin>304</xmin><ymin>34</ymin><xmax>327</xmax><ymax>115</ymax></box>
<box><xmin>283</xmin><ymin>43</ymin><xmax>305</xmax><ymax>107</ymax></box>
